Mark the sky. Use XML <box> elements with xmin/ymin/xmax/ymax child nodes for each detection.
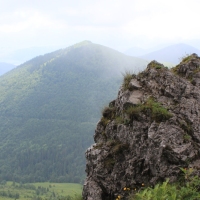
<box><xmin>1</xmin><ymin>0</ymin><xmax>200</xmax><ymax>55</ymax></box>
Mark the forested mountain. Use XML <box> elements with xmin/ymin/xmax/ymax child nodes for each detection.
<box><xmin>0</xmin><ymin>41</ymin><xmax>147</xmax><ymax>183</ymax></box>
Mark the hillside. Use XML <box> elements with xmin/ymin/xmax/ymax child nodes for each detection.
<box><xmin>0</xmin><ymin>41</ymin><xmax>147</xmax><ymax>183</ymax></box>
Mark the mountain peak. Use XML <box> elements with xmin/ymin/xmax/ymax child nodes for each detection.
<box><xmin>71</xmin><ymin>40</ymin><xmax>92</xmax><ymax>48</ymax></box>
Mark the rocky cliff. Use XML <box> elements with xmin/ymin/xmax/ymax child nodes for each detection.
<box><xmin>83</xmin><ymin>54</ymin><xmax>200</xmax><ymax>200</ymax></box>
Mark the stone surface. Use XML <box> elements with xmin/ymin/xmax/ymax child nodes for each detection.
<box><xmin>83</xmin><ymin>56</ymin><xmax>200</xmax><ymax>200</ymax></box>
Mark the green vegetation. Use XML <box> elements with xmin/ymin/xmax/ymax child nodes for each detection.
<box><xmin>172</xmin><ymin>54</ymin><xmax>200</xmax><ymax>76</ymax></box>
<box><xmin>105</xmin><ymin>139</ymin><xmax>129</xmax><ymax>155</ymax></box>
<box><xmin>100</xmin><ymin>97</ymin><xmax>172</xmax><ymax>128</ymax></box>
<box><xmin>100</xmin><ymin>116</ymin><xmax>110</xmax><ymax>128</ymax></box>
<box><xmin>124</xmin><ymin>98</ymin><xmax>172</xmax><ymax>123</ymax></box>
<box><xmin>129</xmin><ymin>168</ymin><xmax>200</xmax><ymax>200</ymax></box>
<box><xmin>183</xmin><ymin>134</ymin><xmax>191</xmax><ymax>142</ymax></box>
<box><xmin>122</xmin><ymin>71</ymin><xmax>133</xmax><ymax>91</ymax></box>
<box><xmin>0</xmin><ymin>181</ymin><xmax>82</xmax><ymax>200</ymax></box>
<box><xmin>104</xmin><ymin>156</ymin><xmax>115</xmax><ymax>171</ymax></box>
<box><xmin>0</xmin><ymin>41</ymin><xmax>147</xmax><ymax>184</ymax></box>
<box><xmin>180</xmin><ymin>54</ymin><xmax>195</xmax><ymax>63</ymax></box>
<box><xmin>100</xmin><ymin>105</ymin><xmax>117</xmax><ymax>128</ymax></box>
<box><xmin>148</xmin><ymin>61</ymin><xmax>164</xmax><ymax>69</ymax></box>
<box><xmin>115</xmin><ymin>116</ymin><xmax>124</xmax><ymax>124</ymax></box>
<box><xmin>102</xmin><ymin>106</ymin><xmax>116</xmax><ymax>120</ymax></box>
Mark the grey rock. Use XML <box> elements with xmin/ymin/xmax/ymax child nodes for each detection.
<box><xmin>128</xmin><ymin>79</ymin><xmax>142</xmax><ymax>90</ymax></box>
<box><xmin>83</xmin><ymin>55</ymin><xmax>200</xmax><ymax>200</ymax></box>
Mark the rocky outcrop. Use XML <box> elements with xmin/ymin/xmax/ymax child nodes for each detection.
<box><xmin>83</xmin><ymin>54</ymin><xmax>200</xmax><ymax>200</ymax></box>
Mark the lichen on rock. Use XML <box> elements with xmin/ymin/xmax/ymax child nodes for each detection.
<box><xmin>83</xmin><ymin>55</ymin><xmax>200</xmax><ymax>200</ymax></box>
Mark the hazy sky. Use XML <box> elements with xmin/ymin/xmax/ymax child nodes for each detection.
<box><xmin>1</xmin><ymin>0</ymin><xmax>200</xmax><ymax>53</ymax></box>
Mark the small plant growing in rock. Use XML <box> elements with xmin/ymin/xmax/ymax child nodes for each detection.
<box><xmin>124</xmin><ymin>98</ymin><xmax>173</xmax><ymax>123</ymax></box>
<box><xmin>115</xmin><ymin>116</ymin><xmax>124</xmax><ymax>124</ymax></box>
<box><xmin>180</xmin><ymin>54</ymin><xmax>195</xmax><ymax>63</ymax></box>
<box><xmin>100</xmin><ymin>106</ymin><xmax>115</xmax><ymax>128</ymax></box>
<box><xmin>100</xmin><ymin>105</ymin><xmax>116</xmax><ymax>128</ymax></box>
<box><xmin>144</xmin><ymin>98</ymin><xmax>173</xmax><ymax>122</ymax></box>
<box><xmin>122</xmin><ymin>71</ymin><xmax>133</xmax><ymax>91</ymax></box>
<box><xmin>105</xmin><ymin>139</ymin><xmax>129</xmax><ymax>155</ymax></box>
<box><xmin>100</xmin><ymin>116</ymin><xmax>110</xmax><ymax>128</ymax></box>
<box><xmin>148</xmin><ymin>61</ymin><xmax>164</xmax><ymax>69</ymax></box>
<box><xmin>183</xmin><ymin>134</ymin><xmax>191</xmax><ymax>142</ymax></box>
<box><xmin>104</xmin><ymin>156</ymin><xmax>115</xmax><ymax>171</ymax></box>
<box><xmin>102</xmin><ymin>106</ymin><xmax>116</xmax><ymax>119</ymax></box>
<box><xmin>124</xmin><ymin>105</ymin><xmax>142</xmax><ymax>120</ymax></box>
<box><xmin>112</xmin><ymin>142</ymin><xmax>129</xmax><ymax>155</ymax></box>
<box><xmin>172</xmin><ymin>53</ymin><xmax>199</xmax><ymax>75</ymax></box>
<box><xmin>179</xmin><ymin>119</ymin><xmax>193</xmax><ymax>137</ymax></box>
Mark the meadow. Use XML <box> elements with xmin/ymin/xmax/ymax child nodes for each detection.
<box><xmin>0</xmin><ymin>181</ymin><xmax>82</xmax><ymax>200</ymax></box>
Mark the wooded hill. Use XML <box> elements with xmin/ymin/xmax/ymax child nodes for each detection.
<box><xmin>0</xmin><ymin>41</ymin><xmax>147</xmax><ymax>183</ymax></box>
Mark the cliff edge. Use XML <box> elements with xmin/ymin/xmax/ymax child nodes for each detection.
<box><xmin>83</xmin><ymin>54</ymin><xmax>200</xmax><ymax>200</ymax></box>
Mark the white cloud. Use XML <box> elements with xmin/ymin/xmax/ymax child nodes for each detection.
<box><xmin>0</xmin><ymin>0</ymin><xmax>200</xmax><ymax>52</ymax></box>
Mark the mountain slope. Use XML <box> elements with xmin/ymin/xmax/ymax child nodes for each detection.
<box><xmin>0</xmin><ymin>41</ymin><xmax>147</xmax><ymax>183</ymax></box>
<box><xmin>140</xmin><ymin>43</ymin><xmax>200</xmax><ymax>64</ymax></box>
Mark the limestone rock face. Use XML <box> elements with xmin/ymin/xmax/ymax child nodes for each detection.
<box><xmin>83</xmin><ymin>54</ymin><xmax>200</xmax><ymax>200</ymax></box>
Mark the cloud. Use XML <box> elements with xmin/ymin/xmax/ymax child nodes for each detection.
<box><xmin>0</xmin><ymin>0</ymin><xmax>200</xmax><ymax>51</ymax></box>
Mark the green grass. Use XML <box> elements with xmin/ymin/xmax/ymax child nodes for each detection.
<box><xmin>128</xmin><ymin>168</ymin><xmax>200</xmax><ymax>200</ymax></box>
<box><xmin>0</xmin><ymin>182</ymin><xmax>82</xmax><ymax>200</ymax></box>
<box><xmin>122</xmin><ymin>71</ymin><xmax>133</xmax><ymax>91</ymax></box>
<box><xmin>180</xmin><ymin>54</ymin><xmax>195</xmax><ymax>63</ymax></box>
<box><xmin>124</xmin><ymin>97</ymin><xmax>172</xmax><ymax>123</ymax></box>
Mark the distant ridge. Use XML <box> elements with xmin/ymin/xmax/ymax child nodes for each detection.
<box><xmin>0</xmin><ymin>62</ymin><xmax>15</xmax><ymax>76</ymax></box>
<box><xmin>140</xmin><ymin>43</ymin><xmax>200</xmax><ymax>64</ymax></box>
